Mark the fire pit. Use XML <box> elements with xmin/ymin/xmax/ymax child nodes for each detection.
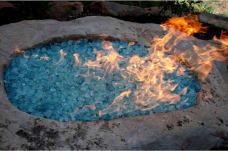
<box><xmin>3</xmin><ymin>39</ymin><xmax>200</xmax><ymax>122</ymax></box>
<box><xmin>0</xmin><ymin>16</ymin><xmax>227</xmax><ymax>149</ymax></box>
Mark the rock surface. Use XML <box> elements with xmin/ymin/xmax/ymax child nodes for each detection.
<box><xmin>199</xmin><ymin>13</ymin><xmax>228</xmax><ymax>30</ymax></box>
<box><xmin>0</xmin><ymin>16</ymin><xmax>228</xmax><ymax>149</ymax></box>
<box><xmin>48</xmin><ymin>2</ymin><xmax>83</xmax><ymax>20</ymax></box>
<box><xmin>89</xmin><ymin>2</ymin><xmax>163</xmax><ymax>17</ymax></box>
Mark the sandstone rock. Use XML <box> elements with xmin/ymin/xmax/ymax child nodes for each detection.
<box><xmin>89</xmin><ymin>1</ymin><xmax>162</xmax><ymax>17</ymax></box>
<box><xmin>88</xmin><ymin>1</ymin><xmax>181</xmax><ymax>23</ymax></box>
<box><xmin>145</xmin><ymin>6</ymin><xmax>163</xmax><ymax>16</ymax></box>
<box><xmin>48</xmin><ymin>2</ymin><xmax>83</xmax><ymax>20</ymax></box>
<box><xmin>199</xmin><ymin>13</ymin><xmax>228</xmax><ymax>30</ymax></box>
<box><xmin>0</xmin><ymin>16</ymin><xmax>227</xmax><ymax>149</ymax></box>
<box><xmin>138</xmin><ymin>128</ymin><xmax>223</xmax><ymax>150</ymax></box>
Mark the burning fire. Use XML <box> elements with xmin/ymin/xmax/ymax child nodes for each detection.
<box><xmin>98</xmin><ymin>90</ymin><xmax>131</xmax><ymax>116</ymax></box>
<box><xmin>84</xmin><ymin>41</ymin><xmax>123</xmax><ymax>75</ymax></box>
<box><xmin>22</xmin><ymin>14</ymin><xmax>226</xmax><ymax>116</ymax></box>
<box><xmin>220</xmin><ymin>30</ymin><xmax>228</xmax><ymax>39</ymax></box>
<box><xmin>55</xmin><ymin>49</ymin><xmax>67</xmax><ymax>65</ymax></box>
<box><xmin>160</xmin><ymin>15</ymin><xmax>228</xmax><ymax>80</ymax></box>
<box><xmin>73</xmin><ymin>53</ymin><xmax>80</xmax><ymax>66</ymax></box>
<box><xmin>161</xmin><ymin>14</ymin><xmax>208</xmax><ymax>36</ymax></box>
<box><xmin>15</xmin><ymin>46</ymin><xmax>25</xmax><ymax>54</ymax></box>
<box><xmin>98</xmin><ymin>15</ymin><xmax>226</xmax><ymax>115</ymax></box>
<box><xmin>40</xmin><ymin>56</ymin><xmax>50</xmax><ymax>61</ymax></box>
<box><xmin>67</xmin><ymin>14</ymin><xmax>227</xmax><ymax>115</ymax></box>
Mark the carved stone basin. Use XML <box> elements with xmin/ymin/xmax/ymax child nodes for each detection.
<box><xmin>0</xmin><ymin>16</ymin><xmax>227</xmax><ymax>149</ymax></box>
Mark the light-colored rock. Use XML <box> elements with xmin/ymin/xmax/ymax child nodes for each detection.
<box><xmin>0</xmin><ymin>16</ymin><xmax>227</xmax><ymax>149</ymax></box>
<box><xmin>138</xmin><ymin>128</ymin><xmax>223</xmax><ymax>150</ymax></box>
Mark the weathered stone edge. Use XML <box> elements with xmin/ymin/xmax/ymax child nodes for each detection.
<box><xmin>0</xmin><ymin>16</ymin><xmax>227</xmax><ymax>124</ymax></box>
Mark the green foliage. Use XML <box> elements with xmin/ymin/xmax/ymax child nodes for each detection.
<box><xmin>191</xmin><ymin>2</ymin><xmax>215</xmax><ymax>13</ymax></box>
<box><xmin>159</xmin><ymin>1</ymin><xmax>194</xmax><ymax>16</ymax></box>
<box><xmin>172</xmin><ymin>0</ymin><xmax>215</xmax><ymax>14</ymax></box>
<box><xmin>221</xmin><ymin>13</ymin><xmax>228</xmax><ymax>17</ymax></box>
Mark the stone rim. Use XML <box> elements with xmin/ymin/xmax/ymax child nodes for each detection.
<box><xmin>0</xmin><ymin>16</ymin><xmax>227</xmax><ymax>149</ymax></box>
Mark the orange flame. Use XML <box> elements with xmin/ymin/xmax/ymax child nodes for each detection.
<box><xmin>84</xmin><ymin>105</ymin><xmax>96</xmax><ymax>110</ymax></box>
<box><xmin>15</xmin><ymin>47</ymin><xmax>25</xmax><ymax>54</ymax></box>
<box><xmin>98</xmin><ymin>90</ymin><xmax>131</xmax><ymax>116</ymax></box>
<box><xmin>160</xmin><ymin>15</ymin><xmax>228</xmax><ymax>81</ymax></box>
<box><xmin>220</xmin><ymin>30</ymin><xmax>228</xmax><ymax>39</ymax></box>
<box><xmin>161</xmin><ymin>15</ymin><xmax>208</xmax><ymax>35</ymax></box>
<box><xmin>40</xmin><ymin>56</ymin><xmax>49</xmax><ymax>61</ymax></box>
<box><xmin>81</xmin><ymin>69</ymin><xmax>90</xmax><ymax>77</ymax></box>
<box><xmin>100</xmin><ymin>15</ymin><xmax>226</xmax><ymax>115</ymax></box>
<box><xmin>32</xmin><ymin>54</ymin><xmax>38</xmax><ymax>58</ymax></box>
<box><xmin>73</xmin><ymin>53</ymin><xmax>80</xmax><ymax>66</ymax></box>
<box><xmin>83</xmin><ymin>41</ymin><xmax>123</xmax><ymax>77</ymax></box>
<box><xmin>55</xmin><ymin>49</ymin><xmax>67</xmax><ymax>65</ymax></box>
<box><xmin>59</xmin><ymin>15</ymin><xmax>227</xmax><ymax>116</ymax></box>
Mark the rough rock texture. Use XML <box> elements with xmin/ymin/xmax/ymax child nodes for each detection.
<box><xmin>88</xmin><ymin>1</ymin><xmax>178</xmax><ymax>19</ymax></box>
<box><xmin>199</xmin><ymin>13</ymin><xmax>228</xmax><ymax>30</ymax></box>
<box><xmin>48</xmin><ymin>2</ymin><xmax>83</xmax><ymax>20</ymax></box>
<box><xmin>0</xmin><ymin>16</ymin><xmax>228</xmax><ymax>149</ymax></box>
<box><xmin>89</xmin><ymin>2</ymin><xmax>162</xmax><ymax>17</ymax></box>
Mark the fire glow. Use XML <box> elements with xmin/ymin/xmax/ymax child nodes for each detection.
<box><xmin>3</xmin><ymin>15</ymin><xmax>227</xmax><ymax>121</ymax></box>
<box><xmin>161</xmin><ymin>15</ymin><xmax>228</xmax><ymax>80</ymax></box>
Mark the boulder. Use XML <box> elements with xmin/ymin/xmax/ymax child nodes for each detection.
<box><xmin>89</xmin><ymin>1</ymin><xmax>162</xmax><ymax>17</ymax></box>
<box><xmin>0</xmin><ymin>16</ymin><xmax>227</xmax><ymax>149</ymax></box>
<box><xmin>47</xmin><ymin>2</ymin><xmax>83</xmax><ymax>20</ymax></box>
<box><xmin>199</xmin><ymin>13</ymin><xmax>228</xmax><ymax>30</ymax></box>
<box><xmin>138</xmin><ymin>128</ymin><xmax>223</xmax><ymax>150</ymax></box>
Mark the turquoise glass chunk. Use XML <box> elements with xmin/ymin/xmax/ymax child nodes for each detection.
<box><xmin>3</xmin><ymin>39</ymin><xmax>200</xmax><ymax>122</ymax></box>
